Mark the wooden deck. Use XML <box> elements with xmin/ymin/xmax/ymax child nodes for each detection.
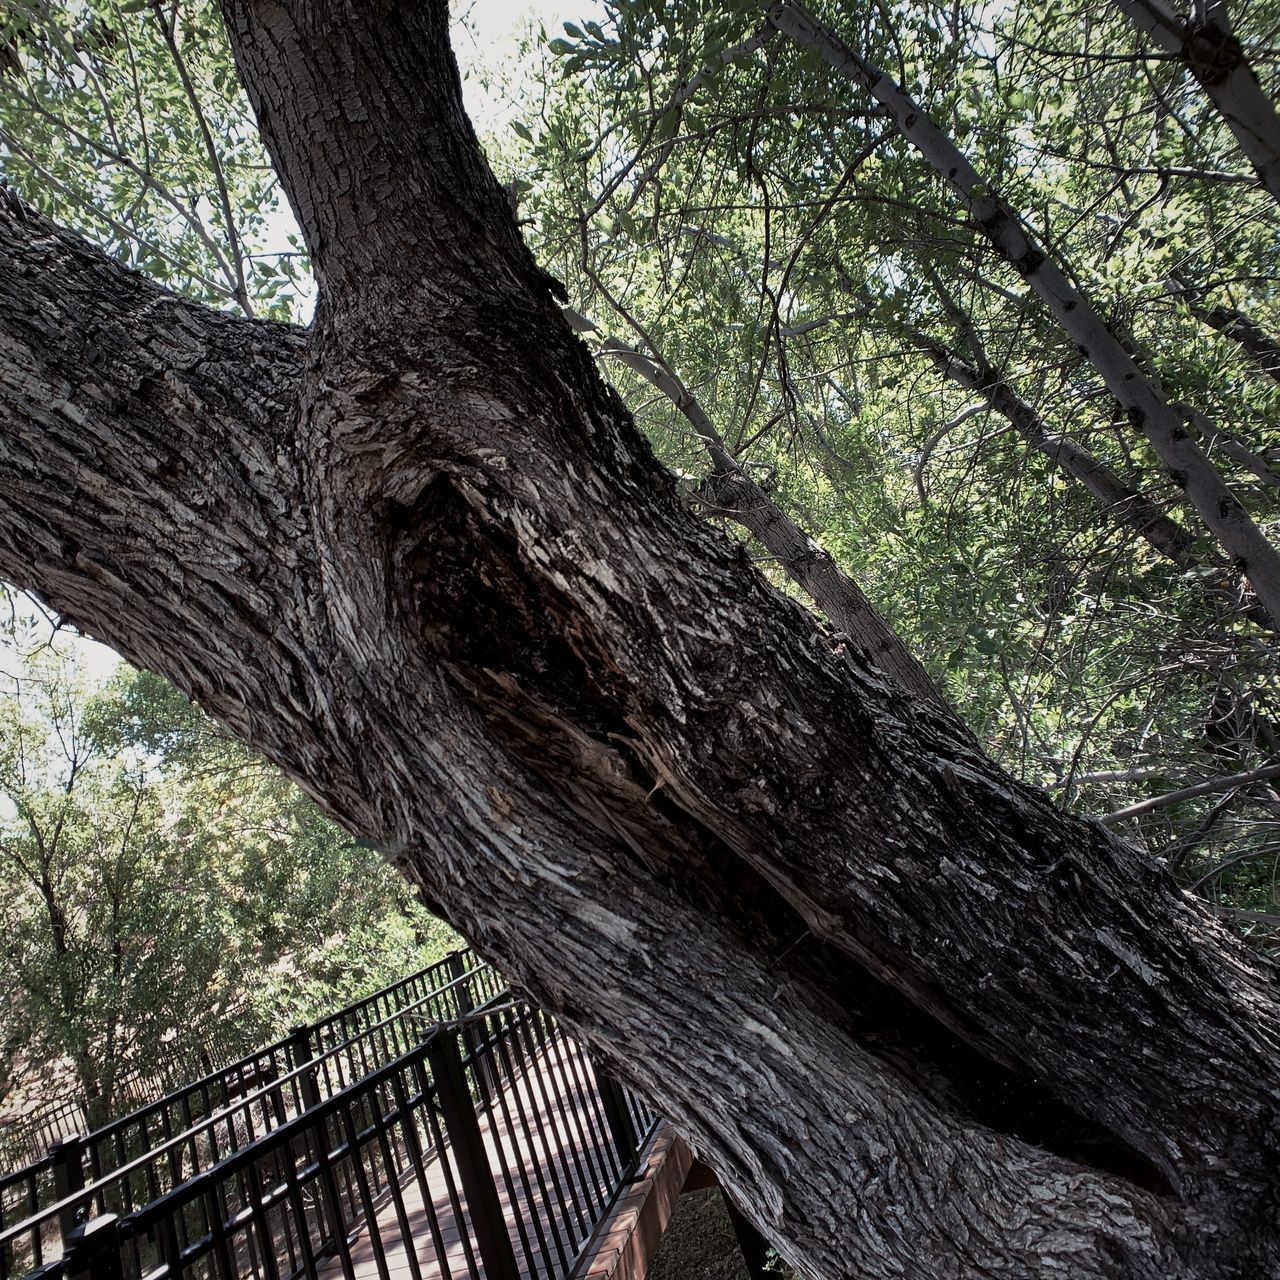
<box><xmin>316</xmin><ymin>1035</ymin><xmax>653</xmax><ymax>1280</ymax></box>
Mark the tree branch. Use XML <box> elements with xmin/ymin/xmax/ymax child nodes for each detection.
<box><xmin>910</xmin><ymin>329</ymin><xmax>1201</xmax><ymax>569</ymax></box>
<box><xmin>0</xmin><ymin>192</ymin><xmax>308</xmax><ymax>736</ymax></box>
<box><xmin>769</xmin><ymin>0</ymin><xmax>1280</xmax><ymax>629</ymax></box>
<box><xmin>1113</xmin><ymin>0</ymin><xmax>1280</xmax><ymax>205</ymax></box>
<box><xmin>579</xmin><ymin>305</ymin><xmax>953</xmax><ymax>713</ymax></box>
<box><xmin>1101</xmin><ymin>761</ymin><xmax>1280</xmax><ymax>824</ymax></box>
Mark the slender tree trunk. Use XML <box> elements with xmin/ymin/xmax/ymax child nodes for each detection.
<box><xmin>1112</xmin><ymin>0</ymin><xmax>1280</xmax><ymax>205</ymax></box>
<box><xmin>0</xmin><ymin>6</ymin><xmax>1278</xmax><ymax>1277</ymax></box>
<box><xmin>768</xmin><ymin>0</ymin><xmax>1280</xmax><ymax>629</ymax></box>
<box><xmin>911</xmin><ymin>329</ymin><xmax>1201</xmax><ymax>569</ymax></box>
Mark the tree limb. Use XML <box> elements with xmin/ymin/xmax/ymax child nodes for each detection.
<box><xmin>768</xmin><ymin>0</ymin><xmax>1280</xmax><ymax>628</ymax></box>
<box><xmin>1102</xmin><ymin>761</ymin><xmax>1280</xmax><ymax>823</ymax></box>
<box><xmin>1112</xmin><ymin>0</ymin><xmax>1280</xmax><ymax>205</ymax></box>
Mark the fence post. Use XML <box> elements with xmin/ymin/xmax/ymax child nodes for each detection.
<box><xmin>446</xmin><ymin>951</ymin><xmax>496</xmax><ymax>1105</ymax></box>
<box><xmin>287</xmin><ymin>1025</ymin><xmax>320</xmax><ymax>1109</ymax></box>
<box><xmin>427</xmin><ymin>1031</ymin><xmax>521</xmax><ymax>1280</ymax></box>
<box><xmin>288</xmin><ymin>1024</ymin><xmax>350</xmax><ymax>1269</ymax></box>
<box><xmin>592</xmin><ymin>1063</ymin><xmax>640</xmax><ymax>1173</ymax></box>
<box><xmin>49</xmin><ymin>1134</ymin><xmax>87</xmax><ymax>1246</ymax></box>
<box><xmin>722</xmin><ymin>1194</ymin><xmax>777</xmax><ymax>1280</ymax></box>
<box><xmin>62</xmin><ymin>1213</ymin><xmax>123</xmax><ymax>1280</ymax></box>
<box><xmin>445</xmin><ymin>951</ymin><xmax>469</xmax><ymax>1012</ymax></box>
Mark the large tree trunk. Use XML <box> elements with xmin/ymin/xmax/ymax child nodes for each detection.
<box><xmin>1</xmin><ymin>6</ymin><xmax>1279</xmax><ymax>1277</ymax></box>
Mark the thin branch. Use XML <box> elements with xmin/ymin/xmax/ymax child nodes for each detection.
<box><xmin>152</xmin><ymin>1</ymin><xmax>254</xmax><ymax>316</ymax></box>
<box><xmin>1101</xmin><ymin>762</ymin><xmax>1280</xmax><ymax>824</ymax></box>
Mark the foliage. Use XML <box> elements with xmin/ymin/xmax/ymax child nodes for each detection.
<box><xmin>0</xmin><ymin>0</ymin><xmax>310</xmax><ymax>318</ymax></box>
<box><xmin>0</xmin><ymin>615</ymin><xmax>455</xmax><ymax>1130</ymax></box>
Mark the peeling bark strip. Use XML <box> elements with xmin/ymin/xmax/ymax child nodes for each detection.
<box><xmin>2</xmin><ymin>4</ymin><xmax>1280</xmax><ymax>1276</ymax></box>
<box><xmin>767</xmin><ymin>1</ymin><xmax>1280</xmax><ymax>630</ymax></box>
<box><xmin>1113</xmin><ymin>0</ymin><xmax>1280</xmax><ymax>206</ymax></box>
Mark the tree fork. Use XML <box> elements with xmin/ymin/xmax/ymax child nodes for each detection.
<box><xmin>1</xmin><ymin>4</ymin><xmax>1280</xmax><ymax>1276</ymax></box>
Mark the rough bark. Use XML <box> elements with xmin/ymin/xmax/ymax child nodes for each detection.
<box><xmin>768</xmin><ymin>0</ymin><xmax>1280</xmax><ymax>630</ymax></box>
<box><xmin>1113</xmin><ymin>0</ymin><xmax>1280</xmax><ymax>205</ymax></box>
<box><xmin>1</xmin><ymin>6</ymin><xmax>1279</xmax><ymax>1278</ymax></box>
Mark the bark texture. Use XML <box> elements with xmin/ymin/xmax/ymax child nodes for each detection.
<box><xmin>1</xmin><ymin>6</ymin><xmax>1280</xmax><ymax>1278</ymax></box>
<box><xmin>592</xmin><ymin>330</ymin><xmax>952</xmax><ymax>715</ymax></box>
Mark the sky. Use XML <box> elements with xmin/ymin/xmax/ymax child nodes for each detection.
<box><xmin>453</xmin><ymin>0</ymin><xmax>593</xmax><ymax>132</ymax></box>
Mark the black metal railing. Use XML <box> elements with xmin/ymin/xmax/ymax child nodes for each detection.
<box><xmin>0</xmin><ymin>987</ymin><xmax>657</xmax><ymax>1280</ymax></box>
<box><xmin>0</xmin><ymin>951</ymin><xmax>495</xmax><ymax>1253</ymax></box>
<box><xmin>0</xmin><ymin>1006</ymin><xmax>271</xmax><ymax>1172</ymax></box>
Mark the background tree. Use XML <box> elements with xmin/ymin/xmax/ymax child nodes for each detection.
<box><xmin>0</xmin><ymin>608</ymin><xmax>455</xmax><ymax>1138</ymax></box>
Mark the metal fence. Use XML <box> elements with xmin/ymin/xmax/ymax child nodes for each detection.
<box><xmin>0</xmin><ymin>961</ymin><xmax>655</xmax><ymax>1280</ymax></box>
<box><xmin>0</xmin><ymin>952</ymin><xmax>495</xmax><ymax>1255</ymax></box>
<box><xmin>2</xmin><ymin>1003</ymin><xmax>287</xmax><ymax>1171</ymax></box>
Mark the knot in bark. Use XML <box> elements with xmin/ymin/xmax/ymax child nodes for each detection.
<box><xmin>1183</xmin><ymin>24</ymin><xmax>1245</xmax><ymax>85</ymax></box>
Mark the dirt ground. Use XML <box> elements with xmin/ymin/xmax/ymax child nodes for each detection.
<box><xmin>645</xmin><ymin>1187</ymin><xmax>752</xmax><ymax>1280</ymax></box>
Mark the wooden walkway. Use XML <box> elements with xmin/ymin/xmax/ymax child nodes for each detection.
<box><xmin>318</xmin><ymin>1035</ymin><xmax>638</xmax><ymax>1280</ymax></box>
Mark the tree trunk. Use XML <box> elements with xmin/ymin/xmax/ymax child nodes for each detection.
<box><xmin>910</xmin><ymin>329</ymin><xmax>1202</xmax><ymax>569</ymax></box>
<box><xmin>0</xmin><ymin>6</ymin><xmax>1279</xmax><ymax>1277</ymax></box>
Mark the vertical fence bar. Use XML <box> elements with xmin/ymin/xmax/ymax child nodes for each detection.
<box><xmin>594</xmin><ymin>1065</ymin><xmax>639</xmax><ymax>1174</ymax></box>
<box><xmin>48</xmin><ymin>1135</ymin><xmax>86</xmax><ymax>1249</ymax></box>
<box><xmin>288</xmin><ymin>1025</ymin><xmax>353</xmax><ymax>1278</ymax></box>
<box><xmin>446</xmin><ymin>954</ymin><xmax>497</xmax><ymax>1107</ymax></box>
<box><xmin>426</xmin><ymin>1033</ymin><xmax>521</xmax><ymax>1280</ymax></box>
<box><xmin>489</xmin><ymin>1010</ymin><xmax>569</xmax><ymax>1275</ymax></box>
